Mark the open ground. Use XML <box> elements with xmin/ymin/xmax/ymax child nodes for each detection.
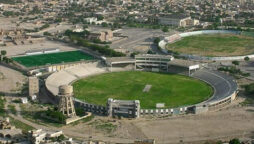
<box><xmin>110</xmin><ymin>28</ymin><xmax>176</xmax><ymax>53</ymax></box>
<box><xmin>73</xmin><ymin>71</ymin><xmax>212</xmax><ymax>109</ymax></box>
<box><xmin>1</xmin><ymin>40</ymin><xmax>77</xmax><ymax>57</ymax></box>
<box><xmin>166</xmin><ymin>34</ymin><xmax>254</xmax><ymax>57</ymax></box>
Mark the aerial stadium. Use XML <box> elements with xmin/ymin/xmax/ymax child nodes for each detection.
<box><xmin>9</xmin><ymin>31</ymin><xmax>239</xmax><ymax>119</ymax></box>
<box><xmin>44</xmin><ymin>54</ymin><xmax>237</xmax><ymax>118</ymax></box>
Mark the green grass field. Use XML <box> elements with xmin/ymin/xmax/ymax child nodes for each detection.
<box><xmin>166</xmin><ymin>34</ymin><xmax>254</xmax><ymax>57</ymax></box>
<box><xmin>73</xmin><ymin>71</ymin><xmax>213</xmax><ymax>109</ymax></box>
<box><xmin>12</xmin><ymin>51</ymin><xmax>94</xmax><ymax>67</ymax></box>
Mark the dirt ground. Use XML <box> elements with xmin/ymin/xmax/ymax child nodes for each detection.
<box><xmin>57</xmin><ymin>97</ymin><xmax>254</xmax><ymax>144</ymax></box>
<box><xmin>1</xmin><ymin>40</ymin><xmax>76</xmax><ymax>57</ymax></box>
<box><xmin>0</xmin><ymin>65</ymin><xmax>26</xmax><ymax>94</ymax></box>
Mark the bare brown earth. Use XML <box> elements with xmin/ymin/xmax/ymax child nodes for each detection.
<box><xmin>0</xmin><ymin>65</ymin><xmax>26</xmax><ymax>94</ymax></box>
<box><xmin>133</xmin><ymin>101</ymin><xmax>254</xmax><ymax>143</ymax></box>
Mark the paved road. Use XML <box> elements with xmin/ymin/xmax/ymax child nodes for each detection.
<box><xmin>192</xmin><ymin>68</ymin><xmax>237</xmax><ymax>103</ymax></box>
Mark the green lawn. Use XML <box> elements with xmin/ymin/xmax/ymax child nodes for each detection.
<box><xmin>73</xmin><ymin>71</ymin><xmax>213</xmax><ymax>109</ymax></box>
<box><xmin>12</xmin><ymin>51</ymin><xmax>94</xmax><ymax>67</ymax></box>
<box><xmin>166</xmin><ymin>34</ymin><xmax>254</xmax><ymax>57</ymax></box>
<box><xmin>9</xmin><ymin>117</ymin><xmax>34</xmax><ymax>133</ymax></box>
<box><xmin>0</xmin><ymin>96</ymin><xmax>6</xmax><ymax>117</ymax></box>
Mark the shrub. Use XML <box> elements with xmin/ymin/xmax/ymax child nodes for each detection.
<box><xmin>162</xmin><ymin>27</ymin><xmax>169</xmax><ymax>32</ymax></box>
<box><xmin>245</xmin><ymin>83</ymin><xmax>254</xmax><ymax>95</ymax></box>
<box><xmin>232</xmin><ymin>60</ymin><xmax>239</xmax><ymax>65</ymax></box>
<box><xmin>244</xmin><ymin>56</ymin><xmax>250</xmax><ymax>61</ymax></box>
<box><xmin>153</xmin><ymin>37</ymin><xmax>160</xmax><ymax>44</ymax></box>
<box><xmin>229</xmin><ymin>138</ymin><xmax>240</xmax><ymax>144</ymax></box>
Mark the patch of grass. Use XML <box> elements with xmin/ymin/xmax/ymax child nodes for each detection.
<box><xmin>12</xmin><ymin>51</ymin><xmax>94</xmax><ymax>67</ymax></box>
<box><xmin>240</xmin><ymin>98</ymin><xmax>254</xmax><ymax>106</ymax></box>
<box><xmin>89</xmin><ymin>119</ymin><xmax>117</xmax><ymax>133</ymax></box>
<box><xmin>0</xmin><ymin>96</ymin><xmax>6</xmax><ymax>117</ymax></box>
<box><xmin>20</xmin><ymin>104</ymin><xmax>64</xmax><ymax>127</ymax></box>
<box><xmin>166</xmin><ymin>34</ymin><xmax>254</xmax><ymax>57</ymax></box>
<box><xmin>95</xmin><ymin>123</ymin><xmax>117</xmax><ymax>133</ymax></box>
<box><xmin>8</xmin><ymin>104</ymin><xmax>17</xmax><ymax>115</ymax></box>
<box><xmin>9</xmin><ymin>117</ymin><xmax>34</xmax><ymax>133</ymax></box>
<box><xmin>73</xmin><ymin>71</ymin><xmax>213</xmax><ymax>109</ymax></box>
<box><xmin>0</xmin><ymin>72</ymin><xmax>5</xmax><ymax>80</ymax></box>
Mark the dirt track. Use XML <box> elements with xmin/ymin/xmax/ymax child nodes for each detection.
<box><xmin>134</xmin><ymin>103</ymin><xmax>254</xmax><ymax>143</ymax></box>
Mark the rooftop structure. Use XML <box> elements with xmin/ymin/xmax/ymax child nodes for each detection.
<box><xmin>28</xmin><ymin>129</ymin><xmax>63</xmax><ymax>144</ymax></box>
<box><xmin>107</xmin><ymin>98</ymin><xmax>140</xmax><ymax>118</ymax></box>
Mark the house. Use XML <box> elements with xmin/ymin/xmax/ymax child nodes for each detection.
<box><xmin>20</xmin><ymin>97</ymin><xmax>28</xmax><ymax>104</ymax></box>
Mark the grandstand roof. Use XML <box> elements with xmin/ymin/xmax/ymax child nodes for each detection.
<box><xmin>168</xmin><ymin>59</ymin><xmax>199</xmax><ymax>68</ymax></box>
<box><xmin>105</xmin><ymin>57</ymin><xmax>135</xmax><ymax>65</ymax></box>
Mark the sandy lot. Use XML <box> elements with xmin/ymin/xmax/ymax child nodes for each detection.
<box><xmin>134</xmin><ymin>105</ymin><xmax>254</xmax><ymax>143</ymax></box>
<box><xmin>0</xmin><ymin>65</ymin><xmax>26</xmax><ymax>94</ymax></box>
<box><xmin>1</xmin><ymin>40</ymin><xmax>77</xmax><ymax>57</ymax></box>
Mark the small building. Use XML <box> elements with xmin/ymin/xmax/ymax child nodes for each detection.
<box><xmin>107</xmin><ymin>98</ymin><xmax>140</xmax><ymax>118</ymax></box>
<box><xmin>158</xmin><ymin>14</ymin><xmax>198</xmax><ymax>27</ymax></box>
<box><xmin>20</xmin><ymin>97</ymin><xmax>28</xmax><ymax>104</ymax></box>
<box><xmin>0</xmin><ymin>118</ymin><xmax>23</xmax><ymax>144</ymax></box>
<box><xmin>135</xmin><ymin>54</ymin><xmax>174</xmax><ymax>72</ymax></box>
<box><xmin>30</xmin><ymin>95</ymin><xmax>37</xmax><ymax>101</ymax></box>
<box><xmin>28</xmin><ymin>129</ymin><xmax>63</xmax><ymax>144</ymax></box>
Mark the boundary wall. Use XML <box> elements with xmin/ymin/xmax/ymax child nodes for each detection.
<box><xmin>159</xmin><ymin>30</ymin><xmax>254</xmax><ymax>61</ymax></box>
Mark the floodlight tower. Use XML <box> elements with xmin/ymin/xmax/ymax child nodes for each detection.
<box><xmin>58</xmin><ymin>85</ymin><xmax>76</xmax><ymax>117</ymax></box>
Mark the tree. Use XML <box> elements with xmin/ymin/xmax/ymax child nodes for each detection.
<box><xmin>101</xmin><ymin>22</ymin><xmax>108</xmax><ymax>27</ymax></box>
<box><xmin>97</xmin><ymin>15</ymin><xmax>104</xmax><ymax>21</ymax></box>
<box><xmin>245</xmin><ymin>83</ymin><xmax>254</xmax><ymax>95</ymax></box>
<box><xmin>153</xmin><ymin>37</ymin><xmax>160</xmax><ymax>44</ymax></box>
<box><xmin>0</xmin><ymin>50</ymin><xmax>7</xmax><ymax>61</ymax></box>
<box><xmin>232</xmin><ymin>60</ymin><xmax>239</xmax><ymax>66</ymax></box>
<box><xmin>244</xmin><ymin>56</ymin><xmax>250</xmax><ymax>61</ymax></box>
<box><xmin>229</xmin><ymin>138</ymin><xmax>240</xmax><ymax>144</ymax></box>
<box><xmin>162</xmin><ymin>27</ymin><xmax>169</xmax><ymax>32</ymax></box>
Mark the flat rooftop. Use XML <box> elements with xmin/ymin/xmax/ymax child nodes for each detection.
<box><xmin>168</xmin><ymin>59</ymin><xmax>199</xmax><ymax>68</ymax></box>
<box><xmin>106</xmin><ymin>57</ymin><xmax>135</xmax><ymax>65</ymax></box>
<box><xmin>135</xmin><ymin>54</ymin><xmax>173</xmax><ymax>59</ymax></box>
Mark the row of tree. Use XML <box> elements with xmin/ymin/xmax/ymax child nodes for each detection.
<box><xmin>65</xmin><ymin>30</ymin><xmax>125</xmax><ymax>57</ymax></box>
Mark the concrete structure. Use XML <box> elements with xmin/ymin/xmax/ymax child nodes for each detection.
<box><xmin>0</xmin><ymin>29</ymin><xmax>44</xmax><ymax>46</ymax></box>
<box><xmin>28</xmin><ymin>129</ymin><xmax>63</xmax><ymax>144</ymax></box>
<box><xmin>107</xmin><ymin>98</ymin><xmax>140</xmax><ymax>118</ymax></box>
<box><xmin>135</xmin><ymin>54</ymin><xmax>174</xmax><ymax>71</ymax></box>
<box><xmin>58</xmin><ymin>85</ymin><xmax>76</xmax><ymax>117</ymax></box>
<box><xmin>134</xmin><ymin>139</ymin><xmax>156</xmax><ymax>144</ymax></box>
<box><xmin>28</xmin><ymin>76</ymin><xmax>39</xmax><ymax>97</ymax></box>
<box><xmin>135</xmin><ymin>54</ymin><xmax>199</xmax><ymax>75</ymax></box>
<box><xmin>0</xmin><ymin>118</ymin><xmax>23</xmax><ymax>144</ymax></box>
<box><xmin>88</xmin><ymin>29</ymin><xmax>113</xmax><ymax>42</ymax></box>
<box><xmin>21</xmin><ymin>97</ymin><xmax>28</xmax><ymax>104</ymax></box>
<box><xmin>158</xmin><ymin>14</ymin><xmax>198</xmax><ymax>27</ymax></box>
